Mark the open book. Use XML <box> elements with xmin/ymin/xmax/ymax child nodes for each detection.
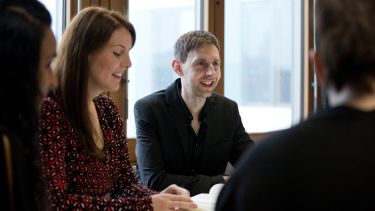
<box><xmin>191</xmin><ymin>183</ymin><xmax>224</xmax><ymax>211</ymax></box>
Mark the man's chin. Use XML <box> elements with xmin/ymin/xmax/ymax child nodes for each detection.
<box><xmin>202</xmin><ymin>91</ymin><xmax>214</xmax><ymax>98</ymax></box>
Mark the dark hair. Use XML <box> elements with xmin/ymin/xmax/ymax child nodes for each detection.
<box><xmin>174</xmin><ymin>30</ymin><xmax>220</xmax><ymax>63</ymax></box>
<box><xmin>0</xmin><ymin>0</ymin><xmax>52</xmax><ymax>210</ymax></box>
<box><xmin>316</xmin><ymin>0</ymin><xmax>375</xmax><ymax>93</ymax></box>
<box><xmin>53</xmin><ymin>6</ymin><xmax>136</xmax><ymax>158</ymax></box>
<box><xmin>0</xmin><ymin>0</ymin><xmax>51</xmax><ymax>147</ymax></box>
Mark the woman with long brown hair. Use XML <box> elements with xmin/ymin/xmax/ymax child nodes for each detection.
<box><xmin>39</xmin><ymin>6</ymin><xmax>197</xmax><ymax>210</ymax></box>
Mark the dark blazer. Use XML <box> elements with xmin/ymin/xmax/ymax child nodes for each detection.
<box><xmin>215</xmin><ymin>107</ymin><xmax>375</xmax><ymax>211</ymax></box>
<box><xmin>134</xmin><ymin>79</ymin><xmax>253</xmax><ymax>196</ymax></box>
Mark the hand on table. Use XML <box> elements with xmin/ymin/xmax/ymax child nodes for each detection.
<box><xmin>152</xmin><ymin>184</ymin><xmax>197</xmax><ymax>211</ymax></box>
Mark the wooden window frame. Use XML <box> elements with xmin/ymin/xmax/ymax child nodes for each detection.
<box><xmin>65</xmin><ymin>0</ymin><xmax>316</xmax><ymax>163</ymax></box>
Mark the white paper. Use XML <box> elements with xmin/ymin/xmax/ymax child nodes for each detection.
<box><xmin>191</xmin><ymin>183</ymin><xmax>224</xmax><ymax>211</ymax></box>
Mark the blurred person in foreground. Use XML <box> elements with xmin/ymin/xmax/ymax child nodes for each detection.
<box><xmin>216</xmin><ymin>0</ymin><xmax>375</xmax><ymax>210</ymax></box>
<box><xmin>0</xmin><ymin>0</ymin><xmax>56</xmax><ymax>210</ymax></box>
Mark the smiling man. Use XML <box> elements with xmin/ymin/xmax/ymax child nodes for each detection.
<box><xmin>134</xmin><ymin>30</ymin><xmax>254</xmax><ymax>196</ymax></box>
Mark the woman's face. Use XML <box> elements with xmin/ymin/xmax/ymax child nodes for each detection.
<box><xmin>38</xmin><ymin>27</ymin><xmax>56</xmax><ymax>97</ymax></box>
<box><xmin>87</xmin><ymin>27</ymin><xmax>132</xmax><ymax>97</ymax></box>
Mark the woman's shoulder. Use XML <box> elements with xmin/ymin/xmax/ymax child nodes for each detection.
<box><xmin>40</xmin><ymin>95</ymin><xmax>66</xmax><ymax>121</ymax></box>
<box><xmin>94</xmin><ymin>95</ymin><xmax>123</xmax><ymax>130</ymax></box>
<box><xmin>94</xmin><ymin>95</ymin><xmax>121</xmax><ymax>118</ymax></box>
<box><xmin>94</xmin><ymin>95</ymin><xmax>118</xmax><ymax>111</ymax></box>
<box><xmin>42</xmin><ymin>95</ymin><xmax>62</xmax><ymax>110</ymax></box>
<box><xmin>93</xmin><ymin>94</ymin><xmax>111</xmax><ymax>105</ymax></box>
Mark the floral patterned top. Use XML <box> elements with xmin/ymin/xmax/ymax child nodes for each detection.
<box><xmin>39</xmin><ymin>95</ymin><xmax>154</xmax><ymax>210</ymax></box>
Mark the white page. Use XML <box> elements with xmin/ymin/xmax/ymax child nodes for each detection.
<box><xmin>191</xmin><ymin>184</ymin><xmax>224</xmax><ymax>211</ymax></box>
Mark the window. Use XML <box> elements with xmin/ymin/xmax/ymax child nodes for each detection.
<box><xmin>127</xmin><ymin>0</ymin><xmax>201</xmax><ymax>138</ymax></box>
<box><xmin>224</xmin><ymin>0</ymin><xmax>303</xmax><ymax>132</ymax></box>
<box><xmin>58</xmin><ymin>0</ymin><xmax>306</xmax><ymax>139</ymax></box>
<box><xmin>38</xmin><ymin>0</ymin><xmax>65</xmax><ymax>43</ymax></box>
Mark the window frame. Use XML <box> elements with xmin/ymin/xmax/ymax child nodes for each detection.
<box><xmin>65</xmin><ymin>0</ymin><xmax>316</xmax><ymax>164</ymax></box>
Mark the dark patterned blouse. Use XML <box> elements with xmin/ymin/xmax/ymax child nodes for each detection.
<box><xmin>39</xmin><ymin>95</ymin><xmax>154</xmax><ymax>210</ymax></box>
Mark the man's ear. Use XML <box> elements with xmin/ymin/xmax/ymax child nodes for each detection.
<box><xmin>172</xmin><ymin>59</ymin><xmax>183</xmax><ymax>76</ymax></box>
<box><xmin>310</xmin><ymin>49</ymin><xmax>326</xmax><ymax>86</ymax></box>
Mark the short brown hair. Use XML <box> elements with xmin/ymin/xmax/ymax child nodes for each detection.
<box><xmin>316</xmin><ymin>0</ymin><xmax>375</xmax><ymax>93</ymax></box>
<box><xmin>174</xmin><ymin>30</ymin><xmax>220</xmax><ymax>63</ymax></box>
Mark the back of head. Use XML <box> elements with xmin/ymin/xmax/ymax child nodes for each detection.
<box><xmin>0</xmin><ymin>0</ymin><xmax>51</xmax><ymax>25</ymax></box>
<box><xmin>0</xmin><ymin>1</ymin><xmax>52</xmax><ymax>210</ymax></box>
<box><xmin>0</xmin><ymin>0</ymin><xmax>50</xmax><ymax>139</ymax></box>
<box><xmin>174</xmin><ymin>30</ymin><xmax>220</xmax><ymax>63</ymax></box>
<box><xmin>316</xmin><ymin>0</ymin><xmax>375</xmax><ymax>93</ymax></box>
<box><xmin>54</xmin><ymin>6</ymin><xmax>136</xmax><ymax>157</ymax></box>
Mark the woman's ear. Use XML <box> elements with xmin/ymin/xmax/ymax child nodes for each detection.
<box><xmin>172</xmin><ymin>59</ymin><xmax>183</xmax><ymax>76</ymax></box>
<box><xmin>310</xmin><ymin>49</ymin><xmax>326</xmax><ymax>86</ymax></box>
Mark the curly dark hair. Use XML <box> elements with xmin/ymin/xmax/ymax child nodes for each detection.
<box><xmin>316</xmin><ymin>0</ymin><xmax>375</xmax><ymax>93</ymax></box>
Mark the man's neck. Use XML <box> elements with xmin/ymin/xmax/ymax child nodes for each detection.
<box><xmin>181</xmin><ymin>89</ymin><xmax>206</xmax><ymax>117</ymax></box>
<box><xmin>328</xmin><ymin>82</ymin><xmax>375</xmax><ymax>111</ymax></box>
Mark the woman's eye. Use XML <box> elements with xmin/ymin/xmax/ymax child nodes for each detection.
<box><xmin>113</xmin><ymin>52</ymin><xmax>121</xmax><ymax>57</ymax></box>
<box><xmin>46</xmin><ymin>59</ymin><xmax>54</xmax><ymax>71</ymax></box>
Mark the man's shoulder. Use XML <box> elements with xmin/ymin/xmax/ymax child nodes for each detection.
<box><xmin>252</xmin><ymin>116</ymin><xmax>330</xmax><ymax>156</ymax></box>
<box><xmin>135</xmin><ymin>89</ymin><xmax>167</xmax><ymax>107</ymax></box>
<box><xmin>210</xmin><ymin>93</ymin><xmax>238</xmax><ymax>107</ymax></box>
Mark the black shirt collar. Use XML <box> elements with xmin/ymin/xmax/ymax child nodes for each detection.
<box><xmin>176</xmin><ymin>80</ymin><xmax>208</xmax><ymax>123</ymax></box>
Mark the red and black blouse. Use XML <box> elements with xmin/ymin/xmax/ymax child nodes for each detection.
<box><xmin>39</xmin><ymin>95</ymin><xmax>154</xmax><ymax>210</ymax></box>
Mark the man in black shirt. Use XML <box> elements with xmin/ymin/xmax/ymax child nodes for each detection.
<box><xmin>134</xmin><ymin>31</ymin><xmax>254</xmax><ymax>196</ymax></box>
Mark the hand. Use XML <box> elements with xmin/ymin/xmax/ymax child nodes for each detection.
<box><xmin>223</xmin><ymin>176</ymin><xmax>230</xmax><ymax>182</ymax></box>
<box><xmin>151</xmin><ymin>192</ymin><xmax>197</xmax><ymax>211</ymax></box>
<box><xmin>161</xmin><ymin>184</ymin><xmax>190</xmax><ymax>197</ymax></box>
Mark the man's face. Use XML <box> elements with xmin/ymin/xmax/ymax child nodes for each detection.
<box><xmin>180</xmin><ymin>44</ymin><xmax>221</xmax><ymax>99</ymax></box>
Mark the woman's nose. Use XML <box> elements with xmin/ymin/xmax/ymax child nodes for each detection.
<box><xmin>123</xmin><ymin>53</ymin><xmax>132</xmax><ymax>69</ymax></box>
